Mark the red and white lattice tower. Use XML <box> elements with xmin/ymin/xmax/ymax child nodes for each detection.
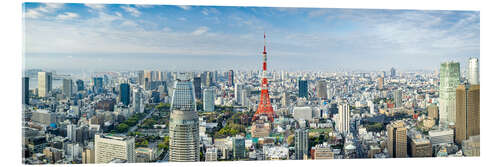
<box><xmin>252</xmin><ymin>33</ymin><xmax>277</xmax><ymax>122</ymax></box>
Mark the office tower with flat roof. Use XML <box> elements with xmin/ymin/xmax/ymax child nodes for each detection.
<box><xmin>408</xmin><ymin>137</ymin><xmax>432</xmax><ymax>157</ymax></box>
<box><xmin>203</xmin><ymin>87</ymin><xmax>215</xmax><ymax>112</ymax></box>
<box><xmin>394</xmin><ymin>89</ymin><xmax>402</xmax><ymax>108</ymax></box>
<box><xmin>377</xmin><ymin>77</ymin><xmax>384</xmax><ymax>90</ymax></box>
<box><xmin>235</xmin><ymin>83</ymin><xmax>243</xmax><ymax>105</ymax></box>
<box><xmin>298</xmin><ymin>80</ymin><xmax>308</xmax><ymax>98</ymax></box>
<box><xmin>37</xmin><ymin>71</ymin><xmax>52</xmax><ymax>97</ymax></box>
<box><xmin>94</xmin><ymin>134</ymin><xmax>135</xmax><ymax>163</ymax></box>
<box><xmin>387</xmin><ymin>121</ymin><xmax>407</xmax><ymax>158</ymax></box>
<box><xmin>82</xmin><ymin>147</ymin><xmax>95</xmax><ymax>164</ymax></box>
<box><xmin>76</xmin><ymin>79</ymin><xmax>84</xmax><ymax>91</ymax></box>
<box><xmin>455</xmin><ymin>84</ymin><xmax>480</xmax><ymax>144</ymax></box>
<box><xmin>63</xmin><ymin>78</ymin><xmax>73</xmax><ymax>98</ymax></box>
<box><xmin>468</xmin><ymin>57</ymin><xmax>479</xmax><ymax>85</ymax></box>
<box><xmin>294</xmin><ymin>129</ymin><xmax>309</xmax><ymax>160</ymax></box>
<box><xmin>23</xmin><ymin>77</ymin><xmax>29</xmax><ymax>105</ymax></box>
<box><xmin>228</xmin><ymin>70</ymin><xmax>234</xmax><ymax>87</ymax></box>
<box><xmin>316</xmin><ymin>80</ymin><xmax>327</xmax><ymax>99</ymax></box>
<box><xmin>169</xmin><ymin>75</ymin><xmax>200</xmax><ymax>162</ymax></box>
<box><xmin>93</xmin><ymin>77</ymin><xmax>104</xmax><ymax>94</ymax></box>
<box><xmin>132</xmin><ymin>88</ymin><xmax>143</xmax><ymax>113</ymax></box>
<box><xmin>137</xmin><ymin>70</ymin><xmax>144</xmax><ymax>85</ymax></box>
<box><xmin>337</xmin><ymin>103</ymin><xmax>350</xmax><ymax>135</ymax></box>
<box><xmin>439</xmin><ymin>62</ymin><xmax>460</xmax><ymax>126</ymax></box>
<box><xmin>390</xmin><ymin>67</ymin><xmax>396</xmax><ymax>78</ymax></box>
<box><xmin>119</xmin><ymin>83</ymin><xmax>130</xmax><ymax>106</ymax></box>
<box><xmin>193</xmin><ymin>77</ymin><xmax>202</xmax><ymax>100</ymax></box>
<box><xmin>232</xmin><ymin>136</ymin><xmax>246</xmax><ymax>160</ymax></box>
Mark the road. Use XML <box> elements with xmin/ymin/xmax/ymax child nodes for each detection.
<box><xmin>123</xmin><ymin>108</ymin><xmax>156</xmax><ymax>135</ymax></box>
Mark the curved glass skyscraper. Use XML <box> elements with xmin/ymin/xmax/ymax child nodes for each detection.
<box><xmin>169</xmin><ymin>74</ymin><xmax>200</xmax><ymax>162</ymax></box>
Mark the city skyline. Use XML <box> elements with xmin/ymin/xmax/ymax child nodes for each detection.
<box><xmin>24</xmin><ymin>3</ymin><xmax>479</xmax><ymax>72</ymax></box>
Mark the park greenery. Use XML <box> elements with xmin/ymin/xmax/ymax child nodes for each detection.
<box><xmin>116</xmin><ymin>112</ymin><xmax>146</xmax><ymax>133</ymax></box>
<box><xmin>365</xmin><ymin>122</ymin><xmax>384</xmax><ymax>132</ymax></box>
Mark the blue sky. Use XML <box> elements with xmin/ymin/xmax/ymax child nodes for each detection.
<box><xmin>23</xmin><ymin>3</ymin><xmax>479</xmax><ymax>72</ymax></box>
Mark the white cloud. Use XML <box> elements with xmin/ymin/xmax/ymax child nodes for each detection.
<box><xmin>84</xmin><ymin>4</ymin><xmax>106</xmax><ymax>11</ymax></box>
<box><xmin>177</xmin><ymin>5</ymin><xmax>191</xmax><ymax>10</ymax></box>
<box><xmin>121</xmin><ymin>5</ymin><xmax>141</xmax><ymax>17</ymax></box>
<box><xmin>115</xmin><ymin>12</ymin><xmax>123</xmax><ymax>17</ymax></box>
<box><xmin>191</xmin><ymin>26</ymin><xmax>209</xmax><ymax>36</ymax></box>
<box><xmin>56</xmin><ymin>12</ymin><xmax>79</xmax><ymax>20</ymax></box>
<box><xmin>178</xmin><ymin>17</ymin><xmax>187</xmax><ymax>21</ymax></box>
<box><xmin>24</xmin><ymin>3</ymin><xmax>64</xmax><ymax>19</ymax></box>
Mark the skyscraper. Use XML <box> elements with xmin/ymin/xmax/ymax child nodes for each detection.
<box><xmin>393</xmin><ymin>89</ymin><xmax>402</xmax><ymax>108</ymax></box>
<box><xmin>169</xmin><ymin>75</ymin><xmax>200</xmax><ymax>162</ymax></box>
<box><xmin>377</xmin><ymin>77</ymin><xmax>384</xmax><ymax>90</ymax></box>
<box><xmin>93</xmin><ymin>77</ymin><xmax>104</xmax><ymax>94</ymax></box>
<box><xmin>76</xmin><ymin>79</ymin><xmax>84</xmax><ymax>91</ymax></box>
<box><xmin>298</xmin><ymin>80</ymin><xmax>308</xmax><ymax>98</ymax></box>
<box><xmin>132</xmin><ymin>88</ymin><xmax>143</xmax><ymax>113</ymax></box>
<box><xmin>439</xmin><ymin>62</ymin><xmax>460</xmax><ymax>126</ymax></box>
<box><xmin>203</xmin><ymin>87</ymin><xmax>215</xmax><ymax>112</ymax></box>
<box><xmin>294</xmin><ymin>129</ymin><xmax>309</xmax><ymax>160</ymax></box>
<box><xmin>37</xmin><ymin>72</ymin><xmax>52</xmax><ymax>97</ymax></box>
<box><xmin>137</xmin><ymin>70</ymin><xmax>144</xmax><ymax>85</ymax></box>
<box><xmin>22</xmin><ymin>77</ymin><xmax>29</xmax><ymax>105</ymax></box>
<box><xmin>193</xmin><ymin>77</ymin><xmax>202</xmax><ymax>100</ymax></box>
<box><xmin>455</xmin><ymin>84</ymin><xmax>480</xmax><ymax>144</ymax></box>
<box><xmin>228</xmin><ymin>70</ymin><xmax>234</xmax><ymax>87</ymax></box>
<box><xmin>94</xmin><ymin>134</ymin><xmax>135</xmax><ymax>163</ymax></box>
<box><xmin>316</xmin><ymin>80</ymin><xmax>327</xmax><ymax>99</ymax></box>
<box><xmin>232</xmin><ymin>136</ymin><xmax>245</xmax><ymax>160</ymax></box>
<box><xmin>235</xmin><ymin>83</ymin><xmax>243</xmax><ymax>105</ymax></box>
<box><xmin>63</xmin><ymin>78</ymin><xmax>73</xmax><ymax>98</ymax></box>
<box><xmin>337</xmin><ymin>103</ymin><xmax>350</xmax><ymax>135</ymax></box>
<box><xmin>119</xmin><ymin>83</ymin><xmax>130</xmax><ymax>106</ymax></box>
<box><xmin>387</xmin><ymin>121</ymin><xmax>407</xmax><ymax>158</ymax></box>
<box><xmin>468</xmin><ymin>58</ymin><xmax>479</xmax><ymax>85</ymax></box>
<box><xmin>390</xmin><ymin>67</ymin><xmax>396</xmax><ymax>78</ymax></box>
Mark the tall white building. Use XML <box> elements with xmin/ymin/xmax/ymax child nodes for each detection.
<box><xmin>468</xmin><ymin>57</ymin><xmax>479</xmax><ymax>85</ymax></box>
<box><xmin>203</xmin><ymin>87</ymin><xmax>215</xmax><ymax>112</ymax></box>
<box><xmin>337</xmin><ymin>103</ymin><xmax>350</xmax><ymax>135</ymax></box>
<box><xmin>37</xmin><ymin>72</ymin><xmax>52</xmax><ymax>97</ymax></box>
<box><xmin>169</xmin><ymin>75</ymin><xmax>200</xmax><ymax>162</ymax></box>
<box><xmin>94</xmin><ymin>134</ymin><xmax>135</xmax><ymax>163</ymax></box>
<box><xmin>439</xmin><ymin>62</ymin><xmax>460</xmax><ymax>126</ymax></box>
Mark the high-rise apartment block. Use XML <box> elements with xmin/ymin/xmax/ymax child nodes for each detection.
<box><xmin>455</xmin><ymin>84</ymin><xmax>480</xmax><ymax>144</ymax></box>
<box><xmin>337</xmin><ymin>103</ymin><xmax>350</xmax><ymax>135</ymax></box>
<box><xmin>387</xmin><ymin>121</ymin><xmax>407</xmax><ymax>158</ymax></box>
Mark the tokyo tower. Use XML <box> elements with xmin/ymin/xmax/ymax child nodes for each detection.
<box><xmin>252</xmin><ymin>33</ymin><xmax>277</xmax><ymax>122</ymax></box>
